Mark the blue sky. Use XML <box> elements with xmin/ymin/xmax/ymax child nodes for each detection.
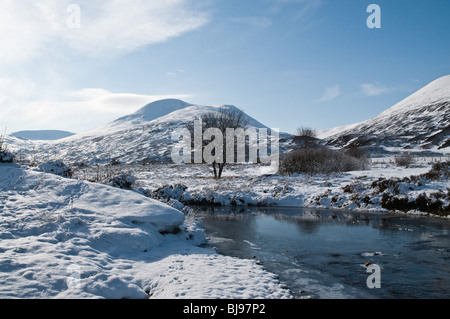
<box><xmin>1</xmin><ymin>0</ymin><xmax>449</xmax><ymax>134</ymax></box>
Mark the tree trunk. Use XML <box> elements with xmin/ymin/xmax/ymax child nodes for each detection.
<box><xmin>218</xmin><ymin>163</ymin><xmax>225</xmax><ymax>179</ymax></box>
<box><xmin>212</xmin><ymin>162</ymin><xmax>218</xmax><ymax>179</ymax></box>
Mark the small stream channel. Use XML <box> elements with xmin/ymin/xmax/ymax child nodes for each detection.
<box><xmin>190</xmin><ymin>206</ymin><xmax>450</xmax><ymax>299</ymax></box>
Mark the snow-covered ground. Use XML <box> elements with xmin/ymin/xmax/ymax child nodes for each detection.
<box><xmin>0</xmin><ymin>163</ymin><xmax>292</xmax><ymax>299</ymax></box>
<box><xmin>1</xmin><ymin>156</ymin><xmax>448</xmax><ymax>299</ymax></box>
<box><xmin>72</xmin><ymin>161</ymin><xmax>450</xmax><ymax>218</ymax></box>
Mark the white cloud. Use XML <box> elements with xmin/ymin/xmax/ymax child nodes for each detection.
<box><xmin>360</xmin><ymin>83</ymin><xmax>393</xmax><ymax>96</ymax></box>
<box><xmin>0</xmin><ymin>1</ymin><xmax>206</xmax><ymax>133</ymax></box>
<box><xmin>0</xmin><ymin>87</ymin><xmax>192</xmax><ymax>133</ymax></box>
<box><xmin>67</xmin><ymin>89</ymin><xmax>192</xmax><ymax>114</ymax></box>
<box><xmin>0</xmin><ymin>0</ymin><xmax>210</xmax><ymax>65</ymax></box>
<box><xmin>315</xmin><ymin>85</ymin><xmax>341</xmax><ymax>102</ymax></box>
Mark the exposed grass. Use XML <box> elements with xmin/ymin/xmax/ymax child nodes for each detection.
<box><xmin>0</xmin><ymin>131</ymin><xmax>14</xmax><ymax>163</ymax></box>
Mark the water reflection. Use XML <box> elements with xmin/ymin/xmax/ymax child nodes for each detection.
<box><xmin>190</xmin><ymin>206</ymin><xmax>450</xmax><ymax>299</ymax></box>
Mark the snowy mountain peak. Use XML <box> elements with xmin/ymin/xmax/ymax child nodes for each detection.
<box><xmin>114</xmin><ymin>99</ymin><xmax>193</xmax><ymax>124</ymax></box>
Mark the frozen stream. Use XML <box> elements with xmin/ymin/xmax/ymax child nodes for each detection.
<box><xmin>191</xmin><ymin>206</ymin><xmax>450</xmax><ymax>299</ymax></box>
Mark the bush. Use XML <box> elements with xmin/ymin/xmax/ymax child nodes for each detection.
<box><xmin>109</xmin><ymin>173</ymin><xmax>136</xmax><ymax>189</ymax></box>
<box><xmin>345</xmin><ymin>146</ymin><xmax>369</xmax><ymax>161</ymax></box>
<box><xmin>394</xmin><ymin>154</ymin><xmax>414</xmax><ymax>167</ymax></box>
<box><xmin>291</xmin><ymin>135</ymin><xmax>321</xmax><ymax>149</ymax></box>
<box><xmin>0</xmin><ymin>150</ymin><xmax>14</xmax><ymax>163</ymax></box>
<box><xmin>152</xmin><ymin>184</ymin><xmax>188</xmax><ymax>202</ymax></box>
<box><xmin>421</xmin><ymin>161</ymin><xmax>450</xmax><ymax>180</ymax></box>
<box><xmin>279</xmin><ymin>147</ymin><xmax>368</xmax><ymax>175</ymax></box>
<box><xmin>0</xmin><ymin>133</ymin><xmax>14</xmax><ymax>163</ymax></box>
<box><xmin>37</xmin><ymin>161</ymin><xmax>72</xmax><ymax>177</ymax></box>
<box><xmin>380</xmin><ymin>193</ymin><xmax>411</xmax><ymax>212</ymax></box>
<box><xmin>371</xmin><ymin>178</ymin><xmax>400</xmax><ymax>194</ymax></box>
<box><xmin>380</xmin><ymin>192</ymin><xmax>449</xmax><ymax>216</ymax></box>
<box><xmin>296</xmin><ymin>127</ymin><xmax>317</xmax><ymax>138</ymax></box>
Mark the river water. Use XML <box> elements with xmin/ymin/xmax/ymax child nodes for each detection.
<box><xmin>190</xmin><ymin>206</ymin><xmax>450</xmax><ymax>299</ymax></box>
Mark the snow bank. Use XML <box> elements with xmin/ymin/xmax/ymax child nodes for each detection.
<box><xmin>0</xmin><ymin>164</ymin><xmax>291</xmax><ymax>299</ymax></box>
<box><xmin>106</xmin><ymin>163</ymin><xmax>449</xmax><ymax>218</ymax></box>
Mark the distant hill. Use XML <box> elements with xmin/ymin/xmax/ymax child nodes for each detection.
<box><xmin>11</xmin><ymin>130</ymin><xmax>75</xmax><ymax>141</ymax></box>
<box><xmin>324</xmin><ymin>75</ymin><xmax>450</xmax><ymax>155</ymax></box>
<box><xmin>8</xmin><ymin>75</ymin><xmax>449</xmax><ymax>166</ymax></box>
<box><xmin>17</xmin><ymin>99</ymin><xmax>282</xmax><ymax>165</ymax></box>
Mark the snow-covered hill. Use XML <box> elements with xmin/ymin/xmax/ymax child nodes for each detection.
<box><xmin>11</xmin><ymin>99</ymin><xmax>276</xmax><ymax>165</ymax></box>
<box><xmin>325</xmin><ymin>75</ymin><xmax>450</xmax><ymax>155</ymax></box>
<box><xmin>9</xmin><ymin>74</ymin><xmax>449</xmax><ymax>166</ymax></box>
<box><xmin>114</xmin><ymin>99</ymin><xmax>194</xmax><ymax>125</ymax></box>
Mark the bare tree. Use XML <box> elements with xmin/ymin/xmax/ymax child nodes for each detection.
<box><xmin>190</xmin><ymin>107</ymin><xmax>249</xmax><ymax>179</ymax></box>
<box><xmin>296</xmin><ymin>127</ymin><xmax>317</xmax><ymax>138</ymax></box>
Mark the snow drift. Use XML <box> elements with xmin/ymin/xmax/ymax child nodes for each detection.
<box><xmin>0</xmin><ymin>163</ymin><xmax>291</xmax><ymax>299</ymax></box>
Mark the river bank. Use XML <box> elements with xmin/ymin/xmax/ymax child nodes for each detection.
<box><xmin>80</xmin><ymin>161</ymin><xmax>450</xmax><ymax>219</ymax></box>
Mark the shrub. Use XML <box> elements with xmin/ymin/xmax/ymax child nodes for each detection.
<box><xmin>109</xmin><ymin>173</ymin><xmax>136</xmax><ymax>189</ymax></box>
<box><xmin>37</xmin><ymin>161</ymin><xmax>72</xmax><ymax>178</ymax></box>
<box><xmin>0</xmin><ymin>133</ymin><xmax>14</xmax><ymax>163</ymax></box>
<box><xmin>291</xmin><ymin>135</ymin><xmax>321</xmax><ymax>148</ymax></box>
<box><xmin>380</xmin><ymin>193</ymin><xmax>411</xmax><ymax>212</ymax></box>
<box><xmin>430</xmin><ymin>190</ymin><xmax>445</xmax><ymax>200</ymax></box>
<box><xmin>371</xmin><ymin>178</ymin><xmax>400</xmax><ymax>194</ymax></box>
<box><xmin>421</xmin><ymin>161</ymin><xmax>450</xmax><ymax>180</ymax></box>
<box><xmin>152</xmin><ymin>184</ymin><xmax>188</xmax><ymax>202</ymax></box>
<box><xmin>394</xmin><ymin>154</ymin><xmax>414</xmax><ymax>167</ymax></box>
<box><xmin>0</xmin><ymin>150</ymin><xmax>14</xmax><ymax>163</ymax></box>
<box><xmin>342</xmin><ymin>184</ymin><xmax>354</xmax><ymax>193</ymax></box>
<box><xmin>296</xmin><ymin>127</ymin><xmax>317</xmax><ymax>138</ymax></box>
<box><xmin>345</xmin><ymin>146</ymin><xmax>369</xmax><ymax>161</ymax></box>
<box><xmin>381</xmin><ymin>192</ymin><xmax>448</xmax><ymax>216</ymax></box>
<box><xmin>279</xmin><ymin>147</ymin><xmax>367</xmax><ymax>175</ymax></box>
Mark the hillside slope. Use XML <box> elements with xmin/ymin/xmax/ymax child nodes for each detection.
<box><xmin>326</xmin><ymin>75</ymin><xmax>450</xmax><ymax>154</ymax></box>
<box><xmin>18</xmin><ymin>99</ymin><xmax>274</xmax><ymax>165</ymax></box>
